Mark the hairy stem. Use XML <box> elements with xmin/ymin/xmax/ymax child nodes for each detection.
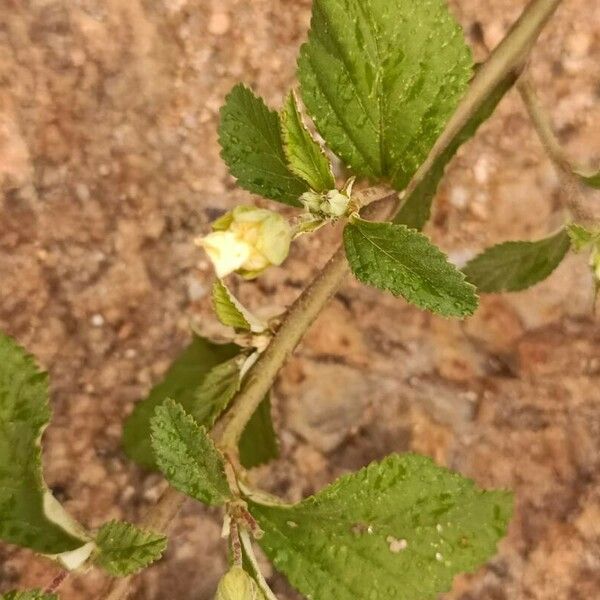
<box><xmin>217</xmin><ymin>246</ymin><xmax>350</xmax><ymax>453</ymax></box>
<box><xmin>100</xmin><ymin>0</ymin><xmax>564</xmax><ymax>597</ymax></box>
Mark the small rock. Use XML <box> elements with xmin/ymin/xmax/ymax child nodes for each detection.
<box><xmin>208</xmin><ymin>12</ymin><xmax>230</xmax><ymax>36</ymax></box>
<box><xmin>90</xmin><ymin>313</ymin><xmax>105</xmax><ymax>327</ymax></box>
<box><xmin>285</xmin><ymin>362</ymin><xmax>370</xmax><ymax>453</ymax></box>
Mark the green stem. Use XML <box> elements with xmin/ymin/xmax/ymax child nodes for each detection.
<box><xmin>218</xmin><ymin>245</ymin><xmax>349</xmax><ymax>453</ymax></box>
<box><xmin>516</xmin><ymin>75</ymin><xmax>570</xmax><ymax>170</ymax></box>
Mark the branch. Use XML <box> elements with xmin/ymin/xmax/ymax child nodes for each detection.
<box><xmin>516</xmin><ymin>73</ymin><xmax>597</xmax><ymax>223</ymax></box>
<box><xmin>516</xmin><ymin>75</ymin><xmax>571</xmax><ymax>170</ymax></box>
<box><xmin>100</xmin><ymin>0</ymin><xmax>564</xmax><ymax>597</ymax></box>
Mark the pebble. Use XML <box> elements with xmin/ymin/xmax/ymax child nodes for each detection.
<box><xmin>90</xmin><ymin>313</ymin><xmax>105</xmax><ymax>327</ymax></box>
<box><xmin>208</xmin><ymin>12</ymin><xmax>231</xmax><ymax>36</ymax></box>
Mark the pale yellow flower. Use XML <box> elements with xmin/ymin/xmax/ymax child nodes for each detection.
<box><xmin>197</xmin><ymin>206</ymin><xmax>292</xmax><ymax>279</ymax></box>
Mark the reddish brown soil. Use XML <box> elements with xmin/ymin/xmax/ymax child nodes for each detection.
<box><xmin>1</xmin><ymin>1</ymin><xmax>599</xmax><ymax>598</ymax></box>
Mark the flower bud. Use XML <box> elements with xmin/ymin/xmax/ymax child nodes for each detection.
<box><xmin>300</xmin><ymin>188</ymin><xmax>350</xmax><ymax>219</ymax></box>
<box><xmin>324</xmin><ymin>189</ymin><xmax>350</xmax><ymax>217</ymax></box>
<box><xmin>299</xmin><ymin>190</ymin><xmax>323</xmax><ymax>214</ymax></box>
<box><xmin>198</xmin><ymin>206</ymin><xmax>292</xmax><ymax>279</ymax></box>
<box><xmin>215</xmin><ymin>567</ymin><xmax>265</xmax><ymax>600</ymax></box>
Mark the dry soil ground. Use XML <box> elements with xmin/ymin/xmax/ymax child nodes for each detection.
<box><xmin>1</xmin><ymin>0</ymin><xmax>600</xmax><ymax>599</ymax></box>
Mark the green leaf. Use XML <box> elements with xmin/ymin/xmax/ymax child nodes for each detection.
<box><xmin>567</xmin><ymin>223</ymin><xmax>600</xmax><ymax>252</ymax></box>
<box><xmin>280</xmin><ymin>92</ymin><xmax>335</xmax><ymax>193</ymax></box>
<box><xmin>219</xmin><ymin>84</ymin><xmax>308</xmax><ymax>206</ymax></box>
<box><xmin>150</xmin><ymin>400</ymin><xmax>232</xmax><ymax>506</ymax></box>
<box><xmin>463</xmin><ymin>229</ymin><xmax>571</xmax><ymax>293</ymax></box>
<box><xmin>122</xmin><ymin>335</ymin><xmax>239</xmax><ymax>469</ymax></box>
<box><xmin>239</xmin><ymin>395</ymin><xmax>279</xmax><ymax>470</ymax></box>
<box><xmin>1</xmin><ymin>592</ymin><xmax>57</xmax><ymax>600</ymax></box>
<box><xmin>576</xmin><ymin>169</ymin><xmax>600</xmax><ymax>189</ymax></box>
<box><xmin>0</xmin><ymin>332</ymin><xmax>90</xmax><ymax>557</ymax></box>
<box><xmin>187</xmin><ymin>355</ymin><xmax>242</xmax><ymax>427</ymax></box>
<box><xmin>212</xmin><ymin>280</ymin><xmax>267</xmax><ymax>333</ymax></box>
<box><xmin>249</xmin><ymin>453</ymin><xmax>512</xmax><ymax>600</ymax></box>
<box><xmin>344</xmin><ymin>218</ymin><xmax>478</xmax><ymax>317</ymax></box>
<box><xmin>395</xmin><ymin>71</ymin><xmax>517</xmax><ymax>230</ymax></box>
<box><xmin>298</xmin><ymin>0</ymin><xmax>472</xmax><ymax>190</ymax></box>
<box><xmin>94</xmin><ymin>520</ymin><xmax>167</xmax><ymax>577</ymax></box>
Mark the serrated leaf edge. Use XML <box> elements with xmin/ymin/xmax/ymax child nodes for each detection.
<box><xmin>280</xmin><ymin>90</ymin><xmax>335</xmax><ymax>193</ymax></box>
<box><xmin>344</xmin><ymin>218</ymin><xmax>479</xmax><ymax>318</ymax></box>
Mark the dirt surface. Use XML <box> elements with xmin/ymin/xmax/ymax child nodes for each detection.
<box><xmin>1</xmin><ymin>0</ymin><xmax>599</xmax><ymax>598</ymax></box>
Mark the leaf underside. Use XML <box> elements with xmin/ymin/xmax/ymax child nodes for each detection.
<box><xmin>298</xmin><ymin>0</ymin><xmax>473</xmax><ymax>190</ymax></box>
<box><xmin>0</xmin><ymin>332</ymin><xmax>87</xmax><ymax>555</ymax></box>
<box><xmin>188</xmin><ymin>356</ymin><xmax>242</xmax><ymax>427</ymax></box>
<box><xmin>219</xmin><ymin>84</ymin><xmax>308</xmax><ymax>206</ymax></box>
<box><xmin>122</xmin><ymin>335</ymin><xmax>239</xmax><ymax>469</ymax></box>
<box><xmin>250</xmin><ymin>453</ymin><xmax>512</xmax><ymax>600</ymax></box>
<box><xmin>281</xmin><ymin>91</ymin><xmax>335</xmax><ymax>193</ymax></box>
<box><xmin>395</xmin><ymin>70</ymin><xmax>517</xmax><ymax>230</ymax></box>
<box><xmin>95</xmin><ymin>520</ymin><xmax>167</xmax><ymax>577</ymax></box>
<box><xmin>463</xmin><ymin>229</ymin><xmax>571</xmax><ymax>293</ymax></box>
<box><xmin>239</xmin><ymin>394</ymin><xmax>279</xmax><ymax>469</ymax></box>
<box><xmin>344</xmin><ymin>218</ymin><xmax>478</xmax><ymax>317</ymax></box>
<box><xmin>212</xmin><ymin>279</ymin><xmax>253</xmax><ymax>331</ymax></box>
<box><xmin>151</xmin><ymin>400</ymin><xmax>232</xmax><ymax>506</ymax></box>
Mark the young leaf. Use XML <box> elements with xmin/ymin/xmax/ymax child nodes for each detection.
<box><xmin>212</xmin><ymin>280</ymin><xmax>267</xmax><ymax>333</ymax></box>
<box><xmin>280</xmin><ymin>92</ymin><xmax>335</xmax><ymax>193</ymax></box>
<box><xmin>463</xmin><ymin>229</ymin><xmax>570</xmax><ymax>293</ymax></box>
<box><xmin>1</xmin><ymin>592</ymin><xmax>57</xmax><ymax>600</ymax></box>
<box><xmin>395</xmin><ymin>71</ymin><xmax>517</xmax><ymax>230</ymax></box>
<box><xmin>0</xmin><ymin>332</ymin><xmax>90</xmax><ymax>557</ymax></box>
<box><xmin>150</xmin><ymin>400</ymin><xmax>232</xmax><ymax>506</ymax></box>
<box><xmin>219</xmin><ymin>84</ymin><xmax>308</xmax><ymax>206</ymax></box>
<box><xmin>298</xmin><ymin>0</ymin><xmax>473</xmax><ymax>189</ymax></box>
<box><xmin>187</xmin><ymin>355</ymin><xmax>242</xmax><ymax>427</ymax></box>
<box><xmin>94</xmin><ymin>520</ymin><xmax>167</xmax><ymax>577</ymax></box>
<box><xmin>344</xmin><ymin>218</ymin><xmax>478</xmax><ymax>317</ymax></box>
<box><xmin>239</xmin><ymin>395</ymin><xmax>279</xmax><ymax>470</ymax></box>
<box><xmin>122</xmin><ymin>335</ymin><xmax>239</xmax><ymax>469</ymax></box>
<box><xmin>249</xmin><ymin>453</ymin><xmax>512</xmax><ymax>600</ymax></box>
<box><xmin>567</xmin><ymin>223</ymin><xmax>599</xmax><ymax>252</ymax></box>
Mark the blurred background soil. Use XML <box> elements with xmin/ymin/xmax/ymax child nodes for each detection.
<box><xmin>1</xmin><ymin>0</ymin><xmax>600</xmax><ymax>598</ymax></box>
